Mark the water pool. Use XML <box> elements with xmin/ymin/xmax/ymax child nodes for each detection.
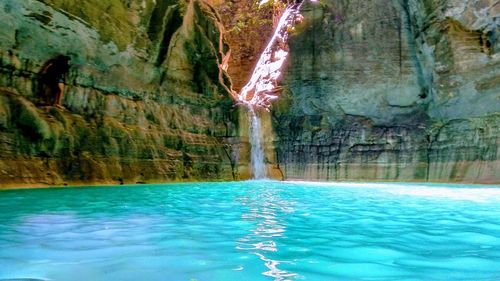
<box><xmin>1</xmin><ymin>181</ymin><xmax>500</xmax><ymax>280</ymax></box>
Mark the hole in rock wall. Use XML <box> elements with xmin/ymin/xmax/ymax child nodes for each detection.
<box><xmin>38</xmin><ymin>55</ymin><xmax>71</xmax><ymax>105</ymax></box>
<box><xmin>480</xmin><ymin>32</ymin><xmax>493</xmax><ymax>55</ymax></box>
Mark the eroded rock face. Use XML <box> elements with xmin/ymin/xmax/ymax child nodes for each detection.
<box><xmin>272</xmin><ymin>0</ymin><xmax>499</xmax><ymax>183</ymax></box>
<box><xmin>0</xmin><ymin>0</ymin><xmax>497</xmax><ymax>186</ymax></box>
<box><xmin>0</xmin><ymin>0</ymin><xmax>244</xmax><ymax>187</ymax></box>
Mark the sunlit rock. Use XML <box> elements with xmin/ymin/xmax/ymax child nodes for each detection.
<box><xmin>0</xmin><ymin>0</ymin><xmax>243</xmax><ymax>187</ymax></box>
<box><xmin>270</xmin><ymin>0</ymin><xmax>499</xmax><ymax>183</ymax></box>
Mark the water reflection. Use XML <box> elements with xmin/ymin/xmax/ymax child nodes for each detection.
<box><xmin>236</xmin><ymin>186</ymin><xmax>298</xmax><ymax>280</ymax></box>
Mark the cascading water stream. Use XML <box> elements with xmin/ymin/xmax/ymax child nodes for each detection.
<box><xmin>238</xmin><ymin>0</ymin><xmax>316</xmax><ymax>179</ymax></box>
<box><xmin>249</xmin><ymin>108</ymin><xmax>266</xmax><ymax>179</ymax></box>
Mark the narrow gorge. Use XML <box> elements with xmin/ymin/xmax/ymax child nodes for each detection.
<box><xmin>0</xmin><ymin>0</ymin><xmax>498</xmax><ymax>187</ymax></box>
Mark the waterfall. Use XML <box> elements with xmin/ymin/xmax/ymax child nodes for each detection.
<box><xmin>237</xmin><ymin>4</ymin><xmax>303</xmax><ymax>109</ymax></box>
<box><xmin>249</xmin><ymin>108</ymin><xmax>266</xmax><ymax>179</ymax></box>
<box><xmin>237</xmin><ymin>0</ymin><xmax>317</xmax><ymax>179</ymax></box>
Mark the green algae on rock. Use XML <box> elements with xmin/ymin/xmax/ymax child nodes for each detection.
<box><xmin>0</xmin><ymin>0</ymin><xmax>245</xmax><ymax>187</ymax></box>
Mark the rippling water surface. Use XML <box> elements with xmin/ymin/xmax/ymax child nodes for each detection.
<box><xmin>1</xmin><ymin>181</ymin><xmax>500</xmax><ymax>280</ymax></box>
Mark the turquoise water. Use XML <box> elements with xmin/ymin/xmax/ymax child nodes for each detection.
<box><xmin>1</xmin><ymin>181</ymin><xmax>500</xmax><ymax>281</ymax></box>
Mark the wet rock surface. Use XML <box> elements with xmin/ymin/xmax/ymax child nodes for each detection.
<box><xmin>0</xmin><ymin>0</ymin><xmax>498</xmax><ymax>186</ymax></box>
<box><xmin>272</xmin><ymin>0</ymin><xmax>499</xmax><ymax>183</ymax></box>
<box><xmin>0</xmin><ymin>0</ymin><xmax>244</xmax><ymax>187</ymax></box>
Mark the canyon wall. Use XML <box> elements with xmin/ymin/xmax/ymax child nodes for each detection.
<box><xmin>0</xmin><ymin>0</ymin><xmax>498</xmax><ymax>186</ymax></box>
<box><xmin>0</xmin><ymin>0</ymin><xmax>245</xmax><ymax>187</ymax></box>
<box><xmin>272</xmin><ymin>0</ymin><xmax>499</xmax><ymax>183</ymax></box>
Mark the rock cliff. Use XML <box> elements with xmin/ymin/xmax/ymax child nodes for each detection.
<box><xmin>0</xmin><ymin>0</ymin><xmax>498</xmax><ymax>187</ymax></box>
<box><xmin>0</xmin><ymin>0</ymin><xmax>244</xmax><ymax>187</ymax></box>
<box><xmin>271</xmin><ymin>0</ymin><xmax>499</xmax><ymax>183</ymax></box>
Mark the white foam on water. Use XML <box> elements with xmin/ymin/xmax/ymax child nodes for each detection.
<box><xmin>285</xmin><ymin>181</ymin><xmax>500</xmax><ymax>202</ymax></box>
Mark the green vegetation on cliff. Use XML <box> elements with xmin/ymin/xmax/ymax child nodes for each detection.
<box><xmin>0</xmin><ymin>0</ymin><xmax>243</xmax><ymax>187</ymax></box>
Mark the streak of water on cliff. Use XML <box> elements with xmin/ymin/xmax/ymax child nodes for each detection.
<box><xmin>249</xmin><ymin>108</ymin><xmax>267</xmax><ymax>179</ymax></box>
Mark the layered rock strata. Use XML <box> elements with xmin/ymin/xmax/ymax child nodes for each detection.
<box><xmin>0</xmin><ymin>0</ymin><xmax>498</xmax><ymax>186</ymax></box>
<box><xmin>271</xmin><ymin>0</ymin><xmax>499</xmax><ymax>183</ymax></box>
<box><xmin>0</xmin><ymin>0</ymin><xmax>243</xmax><ymax>187</ymax></box>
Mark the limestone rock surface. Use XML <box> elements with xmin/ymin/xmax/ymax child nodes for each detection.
<box><xmin>271</xmin><ymin>0</ymin><xmax>499</xmax><ymax>183</ymax></box>
<box><xmin>0</xmin><ymin>0</ymin><xmax>498</xmax><ymax>186</ymax></box>
<box><xmin>0</xmin><ymin>0</ymin><xmax>244</xmax><ymax>187</ymax></box>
